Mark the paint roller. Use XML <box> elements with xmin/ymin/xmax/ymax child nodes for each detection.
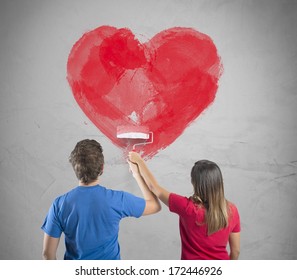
<box><xmin>116</xmin><ymin>125</ymin><xmax>153</xmax><ymax>151</ymax></box>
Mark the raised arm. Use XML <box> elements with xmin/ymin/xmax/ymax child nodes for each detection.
<box><xmin>128</xmin><ymin>160</ymin><xmax>161</xmax><ymax>215</ymax></box>
<box><xmin>128</xmin><ymin>152</ymin><xmax>170</xmax><ymax>207</ymax></box>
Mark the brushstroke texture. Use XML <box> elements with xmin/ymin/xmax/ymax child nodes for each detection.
<box><xmin>67</xmin><ymin>26</ymin><xmax>222</xmax><ymax>158</ymax></box>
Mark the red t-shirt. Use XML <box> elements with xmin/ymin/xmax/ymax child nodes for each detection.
<box><xmin>169</xmin><ymin>193</ymin><xmax>240</xmax><ymax>260</ymax></box>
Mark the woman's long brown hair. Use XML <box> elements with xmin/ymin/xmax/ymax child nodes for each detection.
<box><xmin>191</xmin><ymin>160</ymin><xmax>229</xmax><ymax>235</ymax></box>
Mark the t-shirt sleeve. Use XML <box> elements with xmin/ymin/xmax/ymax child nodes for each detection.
<box><xmin>231</xmin><ymin>204</ymin><xmax>241</xmax><ymax>233</ymax></box>
<box><xmin>169</xmin><ymin>193</ymin><xmax>189</xmax><ymax>216</ymax></box>
<box><xmin>41</xmin><ymin>198</ymin><xmax>63</xmax><ymax>238</ymax></box>
<box><xmin>121</xmin><ymin>191</ymin><xmax>146</xmax><ymax>218</ymax></box>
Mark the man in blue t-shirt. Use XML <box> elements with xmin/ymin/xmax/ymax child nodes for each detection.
<box><xmin>41</xmin><ymin>139</ymin><xmax>161</xmax><ymax>260</ymax></box>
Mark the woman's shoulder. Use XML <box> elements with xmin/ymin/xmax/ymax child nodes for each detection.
<box><xmin>169</xmin><ymin>193</ymin><xmax>193</xmax><ymax>214</ymax></box>
<box><xmin>170</xmin><ymin>193</ymin><xmax>196</xmax><ymax>206</ymax></box>
<box><xmin>227</xmin><ymin>201</ymin><xmax>239</xmax><ymax>211</ymax></box>
<box><xmin>227</xmin><ymin>201</ymin><xmax>240</xmax><ymax>219</ymax></box>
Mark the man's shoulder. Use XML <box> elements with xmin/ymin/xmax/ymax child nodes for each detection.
<box><xmin>52</xmin><ymin>186</ymin><xmax>78</xmax><ymax>204</ymax></box>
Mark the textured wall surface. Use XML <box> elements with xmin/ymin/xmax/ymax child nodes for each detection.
<box><xmin>0</xmin><ymin>0</ymin><xmax>297</xmax><ymax>260</ymax></box>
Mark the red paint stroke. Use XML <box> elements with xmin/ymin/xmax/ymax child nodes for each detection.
<box><xmin>67</xmin><ymin>26</ymin><xmax>222</xmax><ymax>158</ymax></box>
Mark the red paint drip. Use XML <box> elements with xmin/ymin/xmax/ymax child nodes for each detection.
<box><xmin>67</xmin><ymin>26</ymin><xmax>223</xmax><ymax>159</ymax></box>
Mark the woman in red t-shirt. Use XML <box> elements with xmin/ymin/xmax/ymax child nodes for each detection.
<box><xmin>128</xmin><ymin>152</ymin><xmax>240</xmax><ymax>260</ymax></box>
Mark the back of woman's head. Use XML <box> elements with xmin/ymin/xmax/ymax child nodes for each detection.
<box><xmin>69</xmin><ymin>139</ymin><xmax>104</xmax><ymax>184</ymax></box>
<box><xmin>191</xmin><ymin>160</ymin><xmax>228</xmax><ymax>235</ymax></box>
<box><xmin>191</xmin><ymin>160</ymin><xmax>224</xmax><ymax>206</ymax></box>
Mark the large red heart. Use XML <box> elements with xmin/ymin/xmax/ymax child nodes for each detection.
<box><xmin>67</xmin><ymin>26</ymin><xmax>222</xmax><ymax>158</ymax></box>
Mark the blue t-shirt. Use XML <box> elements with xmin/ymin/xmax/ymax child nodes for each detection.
<box><xmin>41</xmin><ymin>185</ymin><xmax>145</xmax><ymax>260</ymax></box>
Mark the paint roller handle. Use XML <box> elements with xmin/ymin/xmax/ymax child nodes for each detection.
<box><xmin>132</xmin><ymin>132</ymin><xmax>153</xmax><ymax>151</ymax></box>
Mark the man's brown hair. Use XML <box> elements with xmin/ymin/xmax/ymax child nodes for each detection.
<box><xmin>69</xmin><ymin>139</ymin><xmax>104</xmax><ymax>184</ymax></box>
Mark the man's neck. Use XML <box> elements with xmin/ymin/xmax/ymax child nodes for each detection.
<box><xmin>78</xmin><ymin>179</ymin><xmax>100</xmax><ymax>187</ymax></box>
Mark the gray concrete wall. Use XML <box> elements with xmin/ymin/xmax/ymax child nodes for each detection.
<box><xmin>0</xmin><ymin>0</ymin><xmax>296</xmax><ymax>259</ymax></box>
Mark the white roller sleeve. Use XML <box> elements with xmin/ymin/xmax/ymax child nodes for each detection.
<box><xmin>116</xmin><ymin>132</ymin><xmax>150</xmax><ymax>139</ymax></box>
